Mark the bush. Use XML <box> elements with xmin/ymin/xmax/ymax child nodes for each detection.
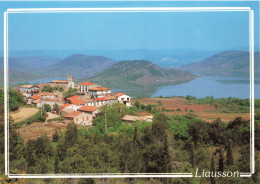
<box><xmin>41</xmin><ymin>86</ymin><xmax>53</xmax><ymax>92</ymax></box>
<box><xmin>134</xmin><ymin>101</ymin><xmax>140</xmax><ymax>108</ymax></box>
<box><xmin>44</xmin><ymin>104</ymin><xmax>52</xmax><ymax>112</ymax></box>
<box><xmin>176</xmin><ymin>108</ymin><xmax>182</xmax><ymax>112</ymax></box>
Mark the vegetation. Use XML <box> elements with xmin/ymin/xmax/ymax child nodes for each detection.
<box><xmin>0</xmin><ymin>89</ymin><xmax>25</xmax><ymax>111</ymax></box>
<box><xmin>63</xmin><ymin>87</ymin><xmax>78</xmax><ymax>99</ymax></box>
<box><xmin>0</xmin><ymin>89</ymin><xmax>259</xmax><ymax>183</ymax></box>
<box><xmin>89</xmin><ymin>60</ymin><xmax>197</xmax><ymax>86</ymax></box>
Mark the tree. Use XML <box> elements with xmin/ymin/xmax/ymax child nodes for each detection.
<box><xmin>65</xmin><ymin>122</ymin><xmax>78</xmax><ymax>147</ymax></box>
<box><xmin>134</xmin><ymin>101</ymin><xmax>140</xmax><ymax>108</ymax></box>
<box><xmin>63</xmin><ymin>87</ymin><xmax>78</xmax><ymax>99</ymax></box>
<box><xmin>210</xmin><ymin>156</ymin><xmax>216</xmax><ymax>184</ymax></box>
<box><xmin>218</xmin><ymin>148</ymin><xmax>224</xmax><ymax>172</ymax></box>
<box><xmin>226</xmin><ymin>140</ymin><xmax>233</xmax><ymax>166</ymax></box>
<box><xmin>44</xmin><ymin>104</ymin><xmax>51</xmax><ymax>112</ymax></box>
<box><xmin>52</xmin><ymin>130</ymin><xmax>59</xmax><ymax>142</ymax></box>
<box><xmin>53</xmin><ymin>103</ymin><xmax>59</xmax><ymax>113</ymax></box>
<box><xmin>41</xmin><ymin>86</ymin><xmax>53</xmax><ymax>92</ymax></box>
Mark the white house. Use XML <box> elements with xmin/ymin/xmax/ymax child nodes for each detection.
<box><xmin>89</xmin><ymin>86</ymin><xmax>111</xmax><ymax>98</ymax></box>
<box><xmin>78</xmin><ymin>81</ymin><xmax>96</xmax><ymax>93</ymax></box>
<box><xmin>94</xmin><ymin>97</ymin><xmax>108</xmax><ymax>107</ymax></box>
<box><xmin>115</xmin><ymin>93</ymin><xmax>131</xmax><ymax>107</ymax></box>
<box><xmin>19</xmin><ymin>85</ymin><xmax>40</xmax><ymax>98</ymax></box>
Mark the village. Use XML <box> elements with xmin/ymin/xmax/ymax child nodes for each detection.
<box><xmin>18</xmin><ymin>75</ymin><xmax>153</xmax><ymax>127</ymax></box>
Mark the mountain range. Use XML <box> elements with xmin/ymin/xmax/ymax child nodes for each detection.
<box><xmin>1</xmin><ymin>50</ymin><xmax>259</xmax><ymax>86</ymax></box>
<box><xmin>181</xmin><ymin>51</ymin><xmax>260</xmax><ymax>77</ymax></box>
<box><xmin>37</xmin><ymin>54</ymin><xmax>116</xmax><ymax>79</ymax></box>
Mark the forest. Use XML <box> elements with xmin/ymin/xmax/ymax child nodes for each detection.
<box><xmin>0</xmin><ymin>89</ymin><xmax>259</xmax><ymax>184</ymax></box>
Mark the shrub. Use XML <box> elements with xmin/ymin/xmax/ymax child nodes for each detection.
<box><xmin>44</xmin><ymin>104</ymin><xmax>52</xmax><ymax>112</ymax></box>
<box><xmin>134</xmin><ymin>101</ymin><xmax>140</xmax><ymax>108</ymax></box>
<box><xmin>176</xmin><ymin>108</ymin><xmax>182</xmax><ymax>112</ymax></box>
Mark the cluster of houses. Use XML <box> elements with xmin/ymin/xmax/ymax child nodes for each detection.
<box><xmin>19</xmin><ymin>75</ymin><xmax>132</xmax><ymax>126</ymax></box>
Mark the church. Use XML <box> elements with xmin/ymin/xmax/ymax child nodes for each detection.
<box><xmin>50</xmin><ymin>75</ymin><xmax>74</xmax><ymax>90</ymax></box>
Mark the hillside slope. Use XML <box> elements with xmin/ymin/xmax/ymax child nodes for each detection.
<box><xmin>88</xmin><ymin>60</ymin><xmax>197</xmax><ymax>87</ymax></box>
<box><xmin>39</xmin><ymin>54</ymin><xmax>116</xmax><ymax>79</ymax></box>
<box><xmin>181</xmin><ymin>51</ymin><xmax>260</xmax><ymax>77</ymax></box>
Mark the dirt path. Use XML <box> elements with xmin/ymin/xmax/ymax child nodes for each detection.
<box><xmin>45</xmin><ymin>112</ymin><xmax>60</xmax><ymax>122</ymax></box>
<box><xmin>10</xmin><ymin>107</ymin><xmax>39</xmax><ymax>123</ymax></box>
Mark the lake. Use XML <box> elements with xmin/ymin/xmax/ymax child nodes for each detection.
<box><xmin>112</xmin><ymin>76</ymin><xmax>260</xmax><ymax>99</ymax></box>
<box><xmin>10</xmin><ymin>76</ymin><xmax>260</xmax><ymax>99</ymax></box>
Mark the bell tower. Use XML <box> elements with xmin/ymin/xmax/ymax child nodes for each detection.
<box><xmin>67</xmin><ymin>74</ymin><xmax>74</xmax><ymax>88</ymax></box>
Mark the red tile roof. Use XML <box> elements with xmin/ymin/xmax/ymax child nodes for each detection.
<box><xmin>50</xmin><ymin>80</ymin><xmax>68</xmax><ymax>84</ymax></box>
<box><xmin>115</xmin><ymin>92</ymin><xmax>125</xmax><ymax>98</ymax></box>
<box><xmin>61</xmin><ymin>104</ymin><xmax>72</xmax><ymax>109</ymax></box>
<box><xmin>70</xmin><ymin>98</ymin><xmax>85</xmax><ymax>105</ymax></box>
<box><xmin>32</xmin><ymin>99</ymin><xmax>41</xmax><ymax>104</ymax></box>
<box><xmin>79</xmin><ymin>82</ymin><xmax>95</xmax><ymax>86</ymax></box>
<box><xmin>95</xmin><ymin>97</ymin><xmax>107</xmax><ymax>101</ymax></box>
<box><xmin>66</xmin><ymin>96</ymin><xmax>80</xmax><ymax>101</ymax></box>
<box><xmin>89</xmin><ymin>87</ymin><xmax>111</xmax><ymax>91</ymax></box>
<box><xmin>30</xmin><ymin>95</ymin><xmax>40</xmax><ymax>100</ymax></box>
<box><xmin>83</xmin><ymin>98</ymin><xmax>94</xmax><ymax>103</ymax></box>
<box><xmin>64</xmin><ymin>111</ymin><xmax>82</xmax><ymax>119</ymax></box>
<box><xmin>78</xmin><ymin>105</ymin><xmax>99</xmax><ymax>112</ymax></box>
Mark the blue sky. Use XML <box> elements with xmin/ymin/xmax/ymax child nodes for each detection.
<box><xmin>0</xmin><ymin>1</ymin><xmax>259</xmax><ymax>53</ymax></box>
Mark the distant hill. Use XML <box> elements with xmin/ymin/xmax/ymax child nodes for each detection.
<box><xmin>0</xmin><ymin>69</ymin><xmax>39</xmax><ymax>85</ymax></box>
<box><xmin>0</xmin><ymin>56</ymin><xmax>61</xmax><ymax>72</ymax></box>
<box><xmin>88</xmin><ymin>60</ymin><xmax>197</xmax><ymax>88</ymax></box>
<box><xmin>181</xmin><ymin>51</ymin><xmax>260</xmax><ymax>77</ymax></box>
<box><xmin>38</xmin><ymin>54</ymin><xmax>116</xmax><ymax>79</ymax></box>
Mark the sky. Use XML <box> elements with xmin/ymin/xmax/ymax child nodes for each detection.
<box><xmin>0</xmin><ymin>1</ymin><xmax>259</xmax><ymax>53</ymax></box>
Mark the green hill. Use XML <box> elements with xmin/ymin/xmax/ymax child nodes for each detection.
<box><xmin>88</xmin><ymin>60</ymin><xmax>197</xmax><ymax>88</ymax></box>
<box><xmin>181</xmin><ymin>51</ymin><xmax>260</xmax><ymax>77</ymax></box>
<box><xmin>39</xmin><ymin>54</ymin><xmax>116</xmax><ymax>79</ymax></box>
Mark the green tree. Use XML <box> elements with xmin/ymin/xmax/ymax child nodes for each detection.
<box><xmin>63</xmin><ymin>87</ymin><xmax>78</xmax><ymax>99</ymax></box>
<box><xmin>226</xmin><ymin>140</ymin><xmax>233</xmax><ymax>166</ymax></box>
<box><xmin>218</xmin><ymin>148</ymin><xmax>224</xmax><ymax>172</ymax></box>
<box><xmin>210</xmin><ymin>156</ymin><xmax>216</xmax><ymax>184</ymax></box>
<box><xmin>65</xmin><ymin>122</ymin><xmax>78</xmax><ymax>147</ymax></box>
<box><xmin>44</xmin><ymin>104</ymin><xmax>52</xmax><ymax>112</ymax></box>
<box><xmin>134</xmin><ymin>101</ymin><xmax>140</xmax><ymax>108</ymax></box>
<box><xmin>53</xmin><ymin>103</ymin><xmax>59</xmax><ymax>113</ymax></box>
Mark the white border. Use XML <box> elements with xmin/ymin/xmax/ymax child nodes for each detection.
<box><xmin>4</xmin><ymin>7</ymin><xmax>255</xmax><ymax>178</ymax></box>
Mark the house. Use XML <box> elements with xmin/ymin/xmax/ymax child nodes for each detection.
<box><xmin>94</xmin><ymin>97</ymin><xmax>108</xmax><ymax>107</ymax></box>
<box><xmin>66</xmin><ymin>95</ymin><xmax>80</xmax><ymax>103</ymax></box>
<box><xmin>89</xmin><ymin>86</ymin><xmax>111</xmax><ymax>98</ymax></box>
<box><xmin>78</xmin><ymin>105</ymin><xmax>99</xmax><ymax>118</ymax></box>
<box><xmin>105</xmin><ymin>94</ymin><xmax>118</xmax><ymax>105</ymax></box>
<box><xmin>122</xmin><ymin>115</ymin><xmax>153</xmax><ymax>123</ymax></box>
<box><xmin>83</xmin><ymin>98</ymin><xmax>95</xmax><ymax>106</ymax></box>
<box><xmin>35</xmin><ymin>98</ymin><xmax>63</xmax><ymax>108</ymax></box>
<box><xmin>115</xmin><ymin>93</ymin><xmax>131</xmax><ymax>107</ymax></box>
<box><xmin>78</xmin><ymin>82</ymin><xmax>97</xmax><ymax>93</ymax></box>
<box><xmin>19</xmin><ymin>85</ymin><xmax>40</xmax><ymax>98</ymax></box>
<box><xmin>50</xmin><ymin>75</ymin><xmax>74</xmax><ymax>90</ymax></box>
<box><xmin>60</xmin><ymin>104</ymin><xmax>74</xmax><ymax>115</ymax></box>
<box><xmin>27</xmin><ymin>95</ymin><xmax>40</xmax><ymax>105</ymax></box>
<box><xmin>64</xmin><ymin>111</ymin><xmax>93</xmax><ymax>126</ymax></box>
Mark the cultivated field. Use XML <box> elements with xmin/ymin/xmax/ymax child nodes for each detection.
<box><xmin>10</xmin><ymin>107</ymin><xmax>39</xmax><ymax>123</ymax></box>
<box><xmin>132</xmin><ymin>97</ymin><xmax>250</xmax><ymax>122</ymax></box>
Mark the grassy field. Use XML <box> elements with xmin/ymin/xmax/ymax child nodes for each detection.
<box><xmin>10</xmin><ymin>106</ymin><xmax>39</xmax><ymax>123</ymax></box>
<box><xmin>132</xmin><ymin>97</ymin><xmax>250</xmax><ymax>122</ymax></box>
<box><xmin>17</xmin><ymin>122</ymin><xmax>67</xmax><ymax>142</ymax></box>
